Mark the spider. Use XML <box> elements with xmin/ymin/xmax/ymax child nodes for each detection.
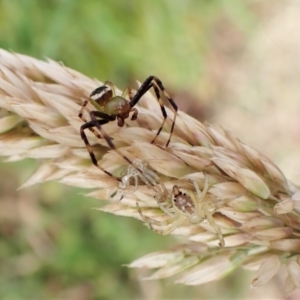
<box><xmin>116</xmin><ymin>159</ymin><xmax>224</xmax><ymax>246</ymax></box>
<box><xmin>111</xmin><ymin>159</ymin><xmax>168</xmax><ymax>201</ymax></box>
<box><xmin>136</xmin><ymin>172</ymin><xmax>225</xmax><ymax>247</ymax></box>
<box><xmin>78</xmin><ymin>76</ymin><xmax>178</xmax><ymax>181</ymax></box>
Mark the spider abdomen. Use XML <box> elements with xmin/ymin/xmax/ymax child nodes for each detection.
<box><xmin>104</xmin><ymin>96</ymin><xmax>131</xmax><ymax>117</ymax></box>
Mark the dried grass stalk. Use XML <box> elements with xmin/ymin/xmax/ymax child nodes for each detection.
<box><xmin>0</xmin><ymin>49</ymin><xmax>299</xmax><ymax>296</ymax></box>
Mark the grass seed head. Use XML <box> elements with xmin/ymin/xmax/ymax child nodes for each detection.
<box><xmin>0</xmin><ymin>49</ymin><xmax>299</xmax><ymax>295</ymax></box>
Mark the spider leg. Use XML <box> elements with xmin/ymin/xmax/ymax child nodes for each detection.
<box><xmin>205</xmin><ymin>209</ymin><xmax>225</xmax><ymax>247</ymax></box>
<box><xmin>149</xmin><ymin>76</ymin><xmax>178</xmax><ymax>147</ymax></box>
<box><xmin>80</xmin><ymin>119</ymin><xmax>119</xmax><ymax>180</ymax></box>
<box><xmin>122</xmin><ymin>86</ymin><xmax>133</xmax><ymax>100</ymax></box>
<box><xmin>130</xmin><ymin>76</ymin><xmax>178</xmax><ymax>147</ymax></box>
<box><xmin>137</xmin><ymin>202</ymin><xmax>184</xmax><ymax>235</ymax></box>
<box><xmin>78</xmin><ymin>99</ymin><xmax>103</xmax><ymax>139</ymax></box>
<box><xmin>89</xmin><ymin>111</ymin><xmax>124</xmax><ymax>152</ymax></box>
<box><xmin>157</xmin><ymin>201</ymin><xmax>175</xmax><ymax>218</ymax></box>
<box><xmin>148</xmin><ymin>82</ymin><xmax>168</xmax><ymax>144</ymax></box>
<box><xmin>122</xmin><ymin>87</ymin><xmax>138</xmax><ymax>120</ymax></box>
<box><xmin>192</xmin><ymin>175</ymin><xmax>225</xmax><ymax>247</ymax></box>
<box><xmin>192</xmin><ymin>172</ymin><xmax>209</xmax><ymax>203</ymax></box>
<box><xmin>156</xmin><ymin>215</ymin><xmax>187</xmax><ymax>235</ymax></box>
<box><xmin>89</xmin><ymin>111</ymin><xmax>155</xmax><ymax>188</ymax></box>
<box><xmin>78</xmin><ymin>99</ymin><xmax>88</xmax><ymax>119</ymax></box>
<box><xmin>136</xmin><ymin>202</ymin><xmax>155</xmax><ymax>230</ymax></box>
<box><xmin>137</xmin><ymin>161</ymin><xmax>168</xmax><ymax>200</ymax></box>
<box><xmin>104</xmin><ymin>81</ymin><xmax>116</xmax><ymax>97</ymax></box>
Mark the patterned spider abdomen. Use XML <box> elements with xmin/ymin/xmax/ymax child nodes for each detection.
<box><xmin>172</xmin><ymin>185</ymin><xmax>201</xmax><ymax>224</ymax></box>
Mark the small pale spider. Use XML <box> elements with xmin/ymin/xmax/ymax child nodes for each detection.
<box><xmin>78</xmin><ymin>76</ymin><xmax>178</xmax><ymax>181</ymax></box>
<box><xmin>111</xmin><ymin>159</ymin><xmax>167</xmax><ymax>201</ymax></box>
<box><xmin>118</xmin><ymin>160</ymin><xmax>224</xmax><ymax>246</ymax></box>
<box><xmin>137</xmin><ymin>173</ymin><xmax>225</xmax><ymax>247</ymax></box>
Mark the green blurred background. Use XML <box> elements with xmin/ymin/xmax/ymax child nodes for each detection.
<box><xmin>0</xmin><ymin>0</ymin><xmax>295</xmax><ymax>299</ymax></box>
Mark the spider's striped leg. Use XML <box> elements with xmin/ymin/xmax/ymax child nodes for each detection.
<box><xmin>133</xmin><ymin>82</ymin><xmax>168</xmax><ymax>143</ymax></box>
<box><xmin>78</xmin><ymin>98</ymin><xmax>102</xmax><ymax>140</ymax></box>
<box><xmin>89</xmin><ymin>111</ymin><xmax>133</xmax><ymax>165</ymax></box>
<box><xmin>151</xmin><ymin>76</ymin><xmax>178</xmax><ymax>147</ymax></box>
<box><xmin>89</xmin><ymin>111</ymin><xmax>155</xmax><ymax>188</ymax></box>
<box><xmin>80</xmin><ymin>119</ymin><xmax>121</xmax><ymax>181</ymax></box>
<box><xmin>130</xmin><ymin>76</ymin><xmax>178</xmax><ymax>147</ymax></box>
<box><xmin>149</xmin><ymin>82</ymin><xmax>168</xmax><ymax>145</ymax></box>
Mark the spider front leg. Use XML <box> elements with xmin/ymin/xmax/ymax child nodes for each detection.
<box><xmin>80</xmin><ymin>117</ymin><xmax>118</xmax><ymax>179</ymax></box>
<box><xmin>89</xmin><ymin>110</ymin><xmax>134</xmax><ymax>162</ymax></box>
<box><xmin>122</xmin><ymin>86</ymin><xmax>138</xmax><ymax>121</ymax></box>
<box><xmin>87</xmin><ymin>111</ymin><xmax>151</xmax><ymax>183</ymax></box>
<box><xmin>78</xmin><ymin>100</ymin><xmax>102</xmax><ymax>140</ymax></box>
<box><xmin>129</xmin><ymin>76</ymin><xmax>178</xmax><ymax>147</ymax></box>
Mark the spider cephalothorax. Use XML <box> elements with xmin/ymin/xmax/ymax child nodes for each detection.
<box><xmin>78</xmin><ymin>76</ymin><xmax>178</xmax><ymax>180</ymax></box>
